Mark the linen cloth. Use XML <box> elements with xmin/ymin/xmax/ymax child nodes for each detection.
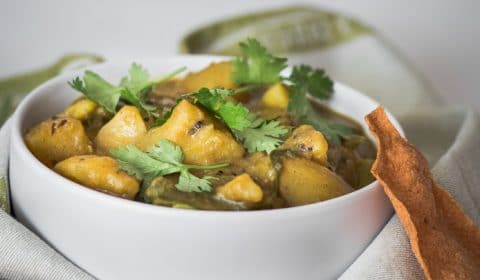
<box><xmin>0</xmin><ymin>121</ymin><xmax>93</xmax><ymax>280</ymax></box>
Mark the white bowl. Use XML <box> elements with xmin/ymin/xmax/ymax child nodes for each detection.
<box><xmin>9</xmin><ymin>56</ymin><xmax>403</xmax><ymax>280</ymax></box>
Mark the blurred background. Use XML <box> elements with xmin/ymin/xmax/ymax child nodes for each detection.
<box><xmin>1</xmin><ymin>0</ymin><xmax>479</xmax><ymax>109</ymax></box>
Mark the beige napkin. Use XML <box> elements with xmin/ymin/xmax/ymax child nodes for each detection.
<box><xmin>0</xmin><ymin>121</ymin><xmax>93</xmax><ymax>280</ymax></box>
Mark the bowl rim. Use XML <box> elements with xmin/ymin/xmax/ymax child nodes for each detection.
<box><xmin>10</xmin><ymin>55</ymin><xmax>404</xmax><ymax>218</ymax></box>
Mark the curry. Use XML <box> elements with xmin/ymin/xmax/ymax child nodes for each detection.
<box><xmin>24</xmin><ymin>39</ymin><xmax>376</xmax><ymax>210</ymax></box>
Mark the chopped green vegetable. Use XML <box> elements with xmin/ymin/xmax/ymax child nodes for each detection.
<box><xmin>232</xmin><ymin>38</ymin><xmax>287</xmax><ymax>85</ymax></box>
<box><xmin>69</xmin><ymin>64</ymin><xmax>186</xmax><ymax>115</ymax></box>
<box><xmin>194</xmin><ymin>87</ymin><xmax>289</xmax><ymax>153</ymax></box>
<box><xmin>111</xmin><ymin>139</ymin><xmax>228</xmax><ymax>192</ymax></box>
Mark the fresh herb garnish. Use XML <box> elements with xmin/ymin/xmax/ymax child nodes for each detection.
<box><xmin>194</xmin><ymin>87</ymin><xmax>289</xmax><ymax>153</ymax></box>
<box><xmin>232</xmin><ymin>38</ymin><xmax>287</xmax><ymax>85</ymax></box>
<box><xmin>148</xmin><ymin>98</ymin><xmax>182</xmax><ymax>129</ymax></box>
<box><xmin>230</xmin><ymin>39</ymin><xmax>352</xmax><ymax>142</ymax></box>
<box><xmin>69</xmin><ymin>72</ymin><xmax>121</xmax><ymax>114</ymax></box>
<box><xmin>196</xmin><ymin>88</ymin><xmax>252</xmax><ymax>131</ymax></box>
<box><xmin>285</xmin><ymin>65</ymin><xmax>333</xmax><ymax>103</ymax></box>
<box><xmin>69</xmin><ymin>64</ymin><xmax>186</xmax><ymax>115</ymax></box>
<box><xmin>234</xmin><ymin>118</ymin><xmax>289</xmax><ymax>154</ymax></box>
<box><xmin>284</xmin><ymin>65</ymin><xmax>352</xmax><ymax>143</ymax></box>
<box><xmin>111</xmin><ymin>139</ymin><xmax>228</xmax><ymax>193</ymax></box>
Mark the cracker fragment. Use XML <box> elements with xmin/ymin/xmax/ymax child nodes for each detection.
<box><xmin>366</xmin><ymin>107</ymin><xmax>480</xmax><ymax>280</ymax></box>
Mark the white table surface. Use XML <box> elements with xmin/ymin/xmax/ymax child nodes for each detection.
<box><xmin>1</xmin><ymin>0</ymin><xmax>479</xmax><ymax>109</ymax></box>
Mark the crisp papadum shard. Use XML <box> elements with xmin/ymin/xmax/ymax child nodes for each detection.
<box><xmin>366</xmin><ymin>107</ymin><xmax>480</xmax><ymax>280</ymax></box>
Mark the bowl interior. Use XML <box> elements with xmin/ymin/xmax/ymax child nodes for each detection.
<box><xmin>11</xmin><ymin>55</ymin><xmax>404</xmax><ymax>213</ymax></box>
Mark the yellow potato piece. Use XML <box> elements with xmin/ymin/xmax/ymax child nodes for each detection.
<box><xmin>25</xmin><ymin>116</ymin><xmax>93</xmax><ymax>167</ymax></box>
<box><xmin>95</xmin><ymin>106</ymin><xmax>147</xmax><ymax>155</ymax></box>
<box><xmin>216</xmin><ymin>173</ymin><xmax>263</xmax><ymax>203</ymax></box>
<box><xmin>279</xmin><ymin>158</ymin><xmax>352</xmax><ymax>206</ymax></box>
<box><xmin>63</xmin><ymin>98</ymin><xmax>98</xmax><ymax>121</ymax></box>
<box><xmin>235</xmin><ymin>152</ymin><xmax>276</xmax><ymax>186</ymax></box>
<box><xmin>281</xmin><ymin>125</ymin><xmax>329</xmax><ymax>165</ymax></box>
<box><xmin>260</xmin><ymin>83</ymin><xmax>289</xmax><ymax>109</ymax></box>
<box><xmin>54</xmin><ymin>155</ymin><xmax>139</xmax><ymax>199</ymax></box>
<box><xmin>138</xmin><ymin>100</ymin><xmax>244</xmax><ymax>165</ymax></box>
<box><xmin>180</xmin><ymin>61</ymin><xmax>235</xmax><ymax>92</ymax></box>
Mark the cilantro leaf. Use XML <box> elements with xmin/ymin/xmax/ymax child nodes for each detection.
<box><xmin>196</xmin><ymin>88</ymin><xmax>252</xmax><ymax>131</ymax></box>
<box><xmin>68</xmin><ymin>77</ymin><xmax>86</xmax><ymax>92</ymax></box>
<box><xmin>120</xmin><ymin>88</ymin><xmax>158</xmax><ymax>115</ymax></box>
<box><xmin>148</xmin><ymin>99</ymin><xmax>180</xmax><ymax>129</ymax></box>
<box><xmin>177</xmin><ymin>171</ymin><xmax>215</xmax><ymax>193</ymax></box>
<box><xmin>111</xmin><ymin>139</ymin><xmax>228</xmax><ymax>193</ymax></box>
<box><xmin>229</xmin><ymin>39</ymin><xmax>346</xmax><ymax>142</ymax></box>
<box><xmin>285</xmin><ymin>65</ymin><xmax>352</xmax><ymax>143</ymax></box>
<box><xmin>110</xmin><ymin>144</ymin><xmax>175</xmax><ymax>180</ymax></box>
<box><xmin>118</xmin><ymin>63</ymin><xmax>159</xmax><ymax>114</ymax></box>
<box><xmin>147</xmin><ymin>139</ymin><xmax>184</xmax><ymax>164</ymax></box>
<box><xmin>120</xmin><ymin>63</ymin><xmax>150</xmax><ymax>93</ymax></box>
<box><xmin>232</xmin><ymin>38</ymin><xmax>287</xmax><ymax>85</ymax></box>
<box><xmin>69</xmin><ymin>70</ymin><xmax>121</xmax><ymax>113</ymax></box>
<box><xmin>69</xmin><ymin>64</ymin><xmax>186</xmax><ymax>116</ymax></box>
<box><xmin>287</xmin><ymin>65</ymin><xmax>333</xmax><ymax>100</ymax></box>
<box><xmin>304</xmin><ymin>111</ymin><xmax>353</xmax><ymax>142</ymax></box>
<box><xmin>234</xmin><ymin>119</ymin><xmax>289</xmax><ymax>153</ymax></box>
<box><xmin>193</xmin><ymin>87</ymin><xmax>289</xmax><ymax>153</ymax></box>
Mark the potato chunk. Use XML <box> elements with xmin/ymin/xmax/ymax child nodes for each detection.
<box><xmin>216</xmin><ymin>173</ymin><xmax>263</xmax><ymax>203</ymax></box>
<box><xmin>235</xmin><ymin>153</ymin><xmax>276</xmax><ymax>186</ymax></box>
<box><xmin>25</xmin><ymin>116</ymin><xmax>93</xmax><ymax>167</ymax></box>
<box><xmin>180</xmin><ymin>61</ymin><xmax>235</xmax><ymax>92</ymax></box>
<box><xmin>54</xmin><ymin>155</ymin><xmax>139</xmax><ymax>199</ymax></box>
<box><xmin>279</xmin><ymin>158</ymin><xmax>352</xmax><ymax>206</ymax></box>
<box><xmin>261</xmin><ymin>83</ymin><xmax>289</xmax><ymax>109</ymax></box>
<box><xmin>95</xmin><ymin>106</ymin><xmax>147</xmax><ymax>155</ymax></box>
<box><xmin>63</xmin><ymin>98</ymin><xmax>98</xmax><ymax>121</ymax></box>
<box><xmin>281</xmin><ymin>125</ymin><xmax>329</xmax><ymax>165</ymax></box>
<box><xmin>138</xmin><ymin>100</ymin><xmax>244</xmax><ymax>165</ymax></box>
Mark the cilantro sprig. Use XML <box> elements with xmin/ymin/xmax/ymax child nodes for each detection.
<box><xmin>194</xmin><ymin>88</ymin><xmax>289</xmax><ymax>153</ymax></box>
<box><xmin>69</xmin><ymin>63</ymin><xmax>186</xmax><ymax>115</ymax></box>
<box><xmin>284</xmin><ymin>65</ymin><xmax>352</xmax><ymax>143</ymax></box>
<box><xmin>195</xmin><ymin>88</ymin><xmax>251</xmax><ymax>131</ymax></box>
<box><xmin>234</xmin><ymin>118</ymin><xmax>289</xmax><ymax>154</ymax></box>
<box><xmin>111</xmin><ymin>139</ymin><xmax>228</xmax><ymax>193</ymax></box>
<box><xmin>231</xmin><ymin>38</ymin><xmax>353</xmax><ymax>142</ymax></box>
<box><xmin>232</xmin><ymin>38</ymin><xmax>287</xmax><ymax>85</ymax></box>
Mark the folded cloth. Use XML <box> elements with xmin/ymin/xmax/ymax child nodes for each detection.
<box><xmin>0</xmin><ymin>211</ymin><xmax>94</xmax><ymax>280</ymax></box>
<box><xmin>0</xmin><ymin>108</ymin><xmax>478</xmax><ymax>279</ymax></box>
<box><xmin>0</xmin><ymin>121</ymin><xmax>94</xmax><ymax>280</ymax></box>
